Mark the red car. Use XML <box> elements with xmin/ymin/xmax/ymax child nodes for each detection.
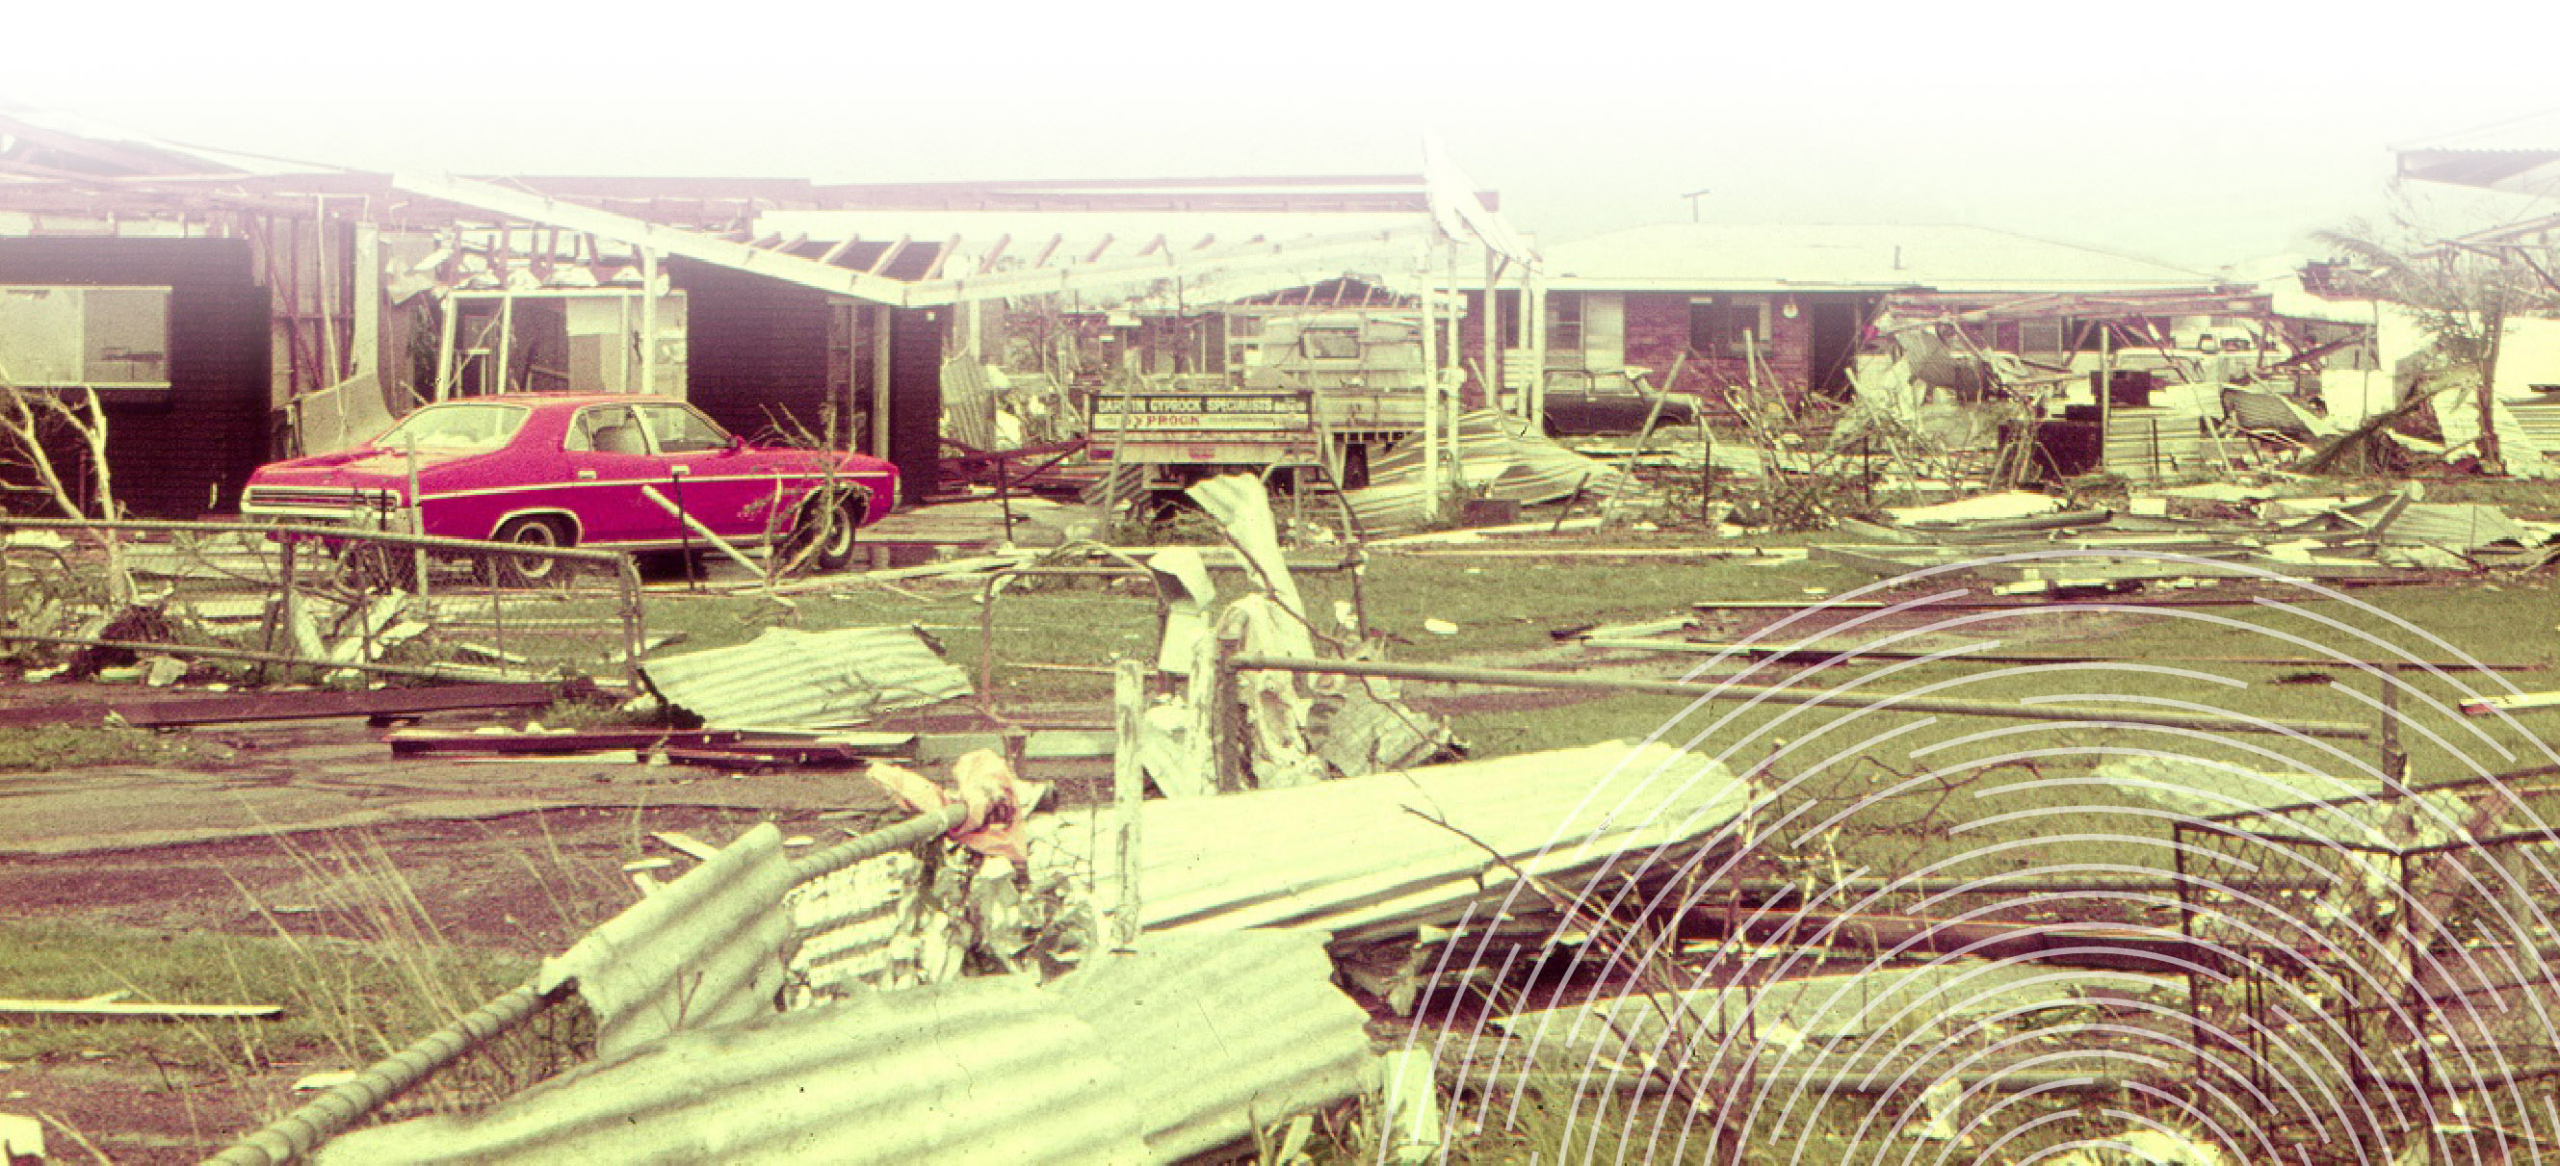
<box><xmin>241</xmin><ymin>394</ymin><xmax>897</xmax><ymax>581</ymax></box>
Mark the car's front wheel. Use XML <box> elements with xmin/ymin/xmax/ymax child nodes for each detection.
<box><xmin>486</xmin><ymin>517</ymin><xmax>574</xmax><ymax>587</ymax></box>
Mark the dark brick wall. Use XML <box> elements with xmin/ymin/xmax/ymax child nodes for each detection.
<box><xmin>670</xmin><ymin>260</ymin><xmax>835</xmax><ymax>443</ymax></box>
<box><xmin>888</xmin><ymin>306</ymin><xmax>943</xmax><ymax>507</ymax></box>
<box><xmin>0</xmin><ymin>238</ymin><xmax>269</xmax><ymax>518</ymax></box>
<box><xmin>669</xmin><ymin>260</ymin><xmax>942</xmax><ymax>507</ymax></box>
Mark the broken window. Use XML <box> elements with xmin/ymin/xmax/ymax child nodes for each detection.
<box><xmin>1687</xmin><ymin>297</ymin><xmax>1766</xmax><ymax>359</ymax></box>
<box><xmin>0</xmin><ymin>285</ymin><xmax>172</xmax><ymax>389</ymax></box>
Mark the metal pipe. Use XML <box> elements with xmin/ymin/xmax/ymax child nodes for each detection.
<box><xmin>1223</xmin><ymin>655</ymin><xmax>2370</xmax><ymax>738</ymax></box>
<box><xmin>206</xmin><ymin>981</ymin><xmax>571</xmax><ymax>1166</ymax></box>
<box><xmin>790</xmin><ymin>803</ymin><xmax>971</xmax><ymax>883</ymax></box>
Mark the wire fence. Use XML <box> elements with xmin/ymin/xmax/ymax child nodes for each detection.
<box><xmin>0</xmin><ymin>517</ymin><xmax>648</xmax><ymax>687</ymax></box>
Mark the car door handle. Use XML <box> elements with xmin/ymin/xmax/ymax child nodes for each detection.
<box><xmin>576</xmin><ymin>470</ymin><xmax>597</xmax><ymax>481</ymax></box>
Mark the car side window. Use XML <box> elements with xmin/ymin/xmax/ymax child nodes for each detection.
<box><xmin>638</xmin><ymin>405</ymin><xmax>731</xmax><ymax>454</ymax></box>
<box><xmin>568</xmin><ymin>406</ymin><xmax>649</xmax><ymax>455</ymax></box>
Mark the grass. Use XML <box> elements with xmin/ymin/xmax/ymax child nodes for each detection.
<box><xmin>0</xmin><ymin>723</ymin><xmax>217</xmax><ymax>771</ymax></box>
<box><xmin>0</xmin><ymin>918</ymin><xmax>532</xmax><ymax>1073</ymax></box>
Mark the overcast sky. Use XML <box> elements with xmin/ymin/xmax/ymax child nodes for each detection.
<box><xmin>14</xmin><ymin>1</ymin><xmax>2556</xmax><ymax>271</ymax></box>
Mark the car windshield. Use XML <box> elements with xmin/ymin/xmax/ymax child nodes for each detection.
<box><xmin>374</xmin><ymin>403</ymin><xmax>529</xmax><ymax>453</ymax></box>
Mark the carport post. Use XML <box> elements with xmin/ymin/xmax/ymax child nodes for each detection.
<box><xmin>639</xmin><ymin>247</ymin><xmax>659</xmax><ymax>395</ymax></box>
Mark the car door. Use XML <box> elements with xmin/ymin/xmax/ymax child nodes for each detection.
<box><xmin>634</xmin><ymin>403</ymin><xmax>791</xmax><ymax>543</ymax></box>
<box><xmin>1543</xmin><ymin>372</ymin><xmax>1597</xmax><ymax>436</ymax></box>
<box><xmin>558</xmin><ymin>404</ymin><xmax>669</xmax><ymax>546</ymax></box>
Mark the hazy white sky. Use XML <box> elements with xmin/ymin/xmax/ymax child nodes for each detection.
<box><xmin>15</xmin><ymin>1</ymin><xmax>2557</xmax><ymax>270</ymax></box>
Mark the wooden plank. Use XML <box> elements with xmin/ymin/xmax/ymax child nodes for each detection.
<box><xmin>2462</xmin><ymin>691</ymin><xmax>2560</xmax><ymax>716</ymax></box>
<box><xmin>0</xmin><ymin>998</ymin><xmax>282</xmax><ymax>1020</ymax></box>
<box><xmin>651</xmin><ymin>831</ymin><xmax>721</xmax><ymax>860</ymax></box>
<box><xmin>385</xmin><ymin>728</ymin><xmax>742</xmax><ymax>756</ymax></box>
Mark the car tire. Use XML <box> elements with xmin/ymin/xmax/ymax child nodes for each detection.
<box><xmin>487</xmin><ymin>517</ymin><xmax>574</xmax><ymax>588</ymax></box>
<box><xmin>785</xmin><ymin>495</ymin><xmax>863</xmax><ymax>574</ymax></box>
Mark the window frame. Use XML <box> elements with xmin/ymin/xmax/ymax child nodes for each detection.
<box><xmin>1687</xmin><ymin>297</ymin><xmax>1769</xmax><ymax>360</ymax></box>
<box><xmin>0</xmin><ymin>284</ymin><xmax>174</xmax><ymax>390</ymax></box>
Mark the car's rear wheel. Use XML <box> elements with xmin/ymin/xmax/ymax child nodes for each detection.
<box><xmin>785</xmin><ymin>494</ymin><xmax>863</xmax><ymax>574</ymax></box>
<box><xmin>486</xmin><ymin>517</ymin><xmax>574</xmax><ymax>588</ymax></box>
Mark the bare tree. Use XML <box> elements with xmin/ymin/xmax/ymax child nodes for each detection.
<box><xmin>2316</xmin><ymin>202</ymin><xmax>2560</xmax><ymax>470</ymax></box>
<box><xmin>0</xmin><ymin>376</ymin><xmax>135</xmax><ymax>603</ymax></box>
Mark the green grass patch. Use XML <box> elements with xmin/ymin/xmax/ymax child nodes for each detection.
<box><xmin>0</xmin><ymin>724</ymin><xmax>215</xmax><ymax>772</ymax></box>
<box><xmin>0</xmin><ymin>918</ymin><xmax>532</xmax><ymax>1072</ymax></box>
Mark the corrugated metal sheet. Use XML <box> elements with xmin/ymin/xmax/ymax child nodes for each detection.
<box><xmin>2103</xmin><ymin>408</ymin><xmax>2215</xmax><ymax>484</ymax></box>
<box><xmin>314</xmin><ymin>932</ymin><xmax>1375</xmax><ymax>1165</ymax></box>
<box><xmin>1054</xmin><ymin>932</ymin><xmax>1376</xmax><ymax>1162</ymax></box>
<box><xmin>312</xmin><ymin>975</ymin><xmax>1151</xmax><ymax>1165</ymax></box>
<box><xmin>1031</xmin><ymin>740</ymin><xmax>1743</xmax><ymax>946</ymax></box>
<box><xmin>2434</xmin><ymin>385</ymin><xmax>2560</xmax><ymax>478</ymax></box>
<box><xmin>641</xmin><ymin>625</ymin><xmax>971</xmax><ymax>727</ymax></box>
<box><xmin>539</xmin><ymin>823</ymin><xmax>794</xmax><ymax>1057</ymax></box>
<box><xmin>2377</xmin><ymin>502</ymin><xmax>2530</xmax><ymax>550</ymax></box>
<box><xmin>2221</xmin><ymin>387</ymin><xmax>2321</xmax><ymax>438</ymax></box>
<box><xmin>1346</xmin><ymin>410</ymin><xmax>1630</xmax><ymax>531</ymax></box>
<box><xmin>785</xmin><ymin>848</ymin><xmax>992</xmax><ymax>1001</ymax></box>
<box><xmin>2511</xmin><ymin>400</ymin><xmax>2560</xmax><ymax>452</ymax></box>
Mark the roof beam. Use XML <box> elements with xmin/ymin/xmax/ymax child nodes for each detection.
<box><xmin>389</xmin><ymin>172</ymin><xmax>914</xmax><ymax>307</ymax></box>
<box><xmin>901</xmin><ymin>225</ymin><xmax>1435</xmax><ymax>306</ymax></box>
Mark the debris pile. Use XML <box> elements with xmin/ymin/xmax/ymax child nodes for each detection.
<box><xmin>1804</xmin><ymin>483</ymin><xmax>2545</xmax><ymax>597</ymax></box>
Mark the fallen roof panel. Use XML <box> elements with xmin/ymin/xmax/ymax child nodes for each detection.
<box><xmin>640</xmin><ymin>626</ymin><xmax>972</xmax><ymax>728</ymax></box>
<box><xmin>315</xmin><ymin>930</ymin><xmax>1371</xmax><ymax>1165</ymax></box>
<box><xmin>1031</xmin><ymin>739</ymin><xmax>1746</xmax><ymax>945</ymax></box>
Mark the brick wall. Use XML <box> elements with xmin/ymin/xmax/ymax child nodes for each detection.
<box><xmin>1623</xmin><ymin>291</ymin><xmax>1822</xmax><ymax>411</ymax></box>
